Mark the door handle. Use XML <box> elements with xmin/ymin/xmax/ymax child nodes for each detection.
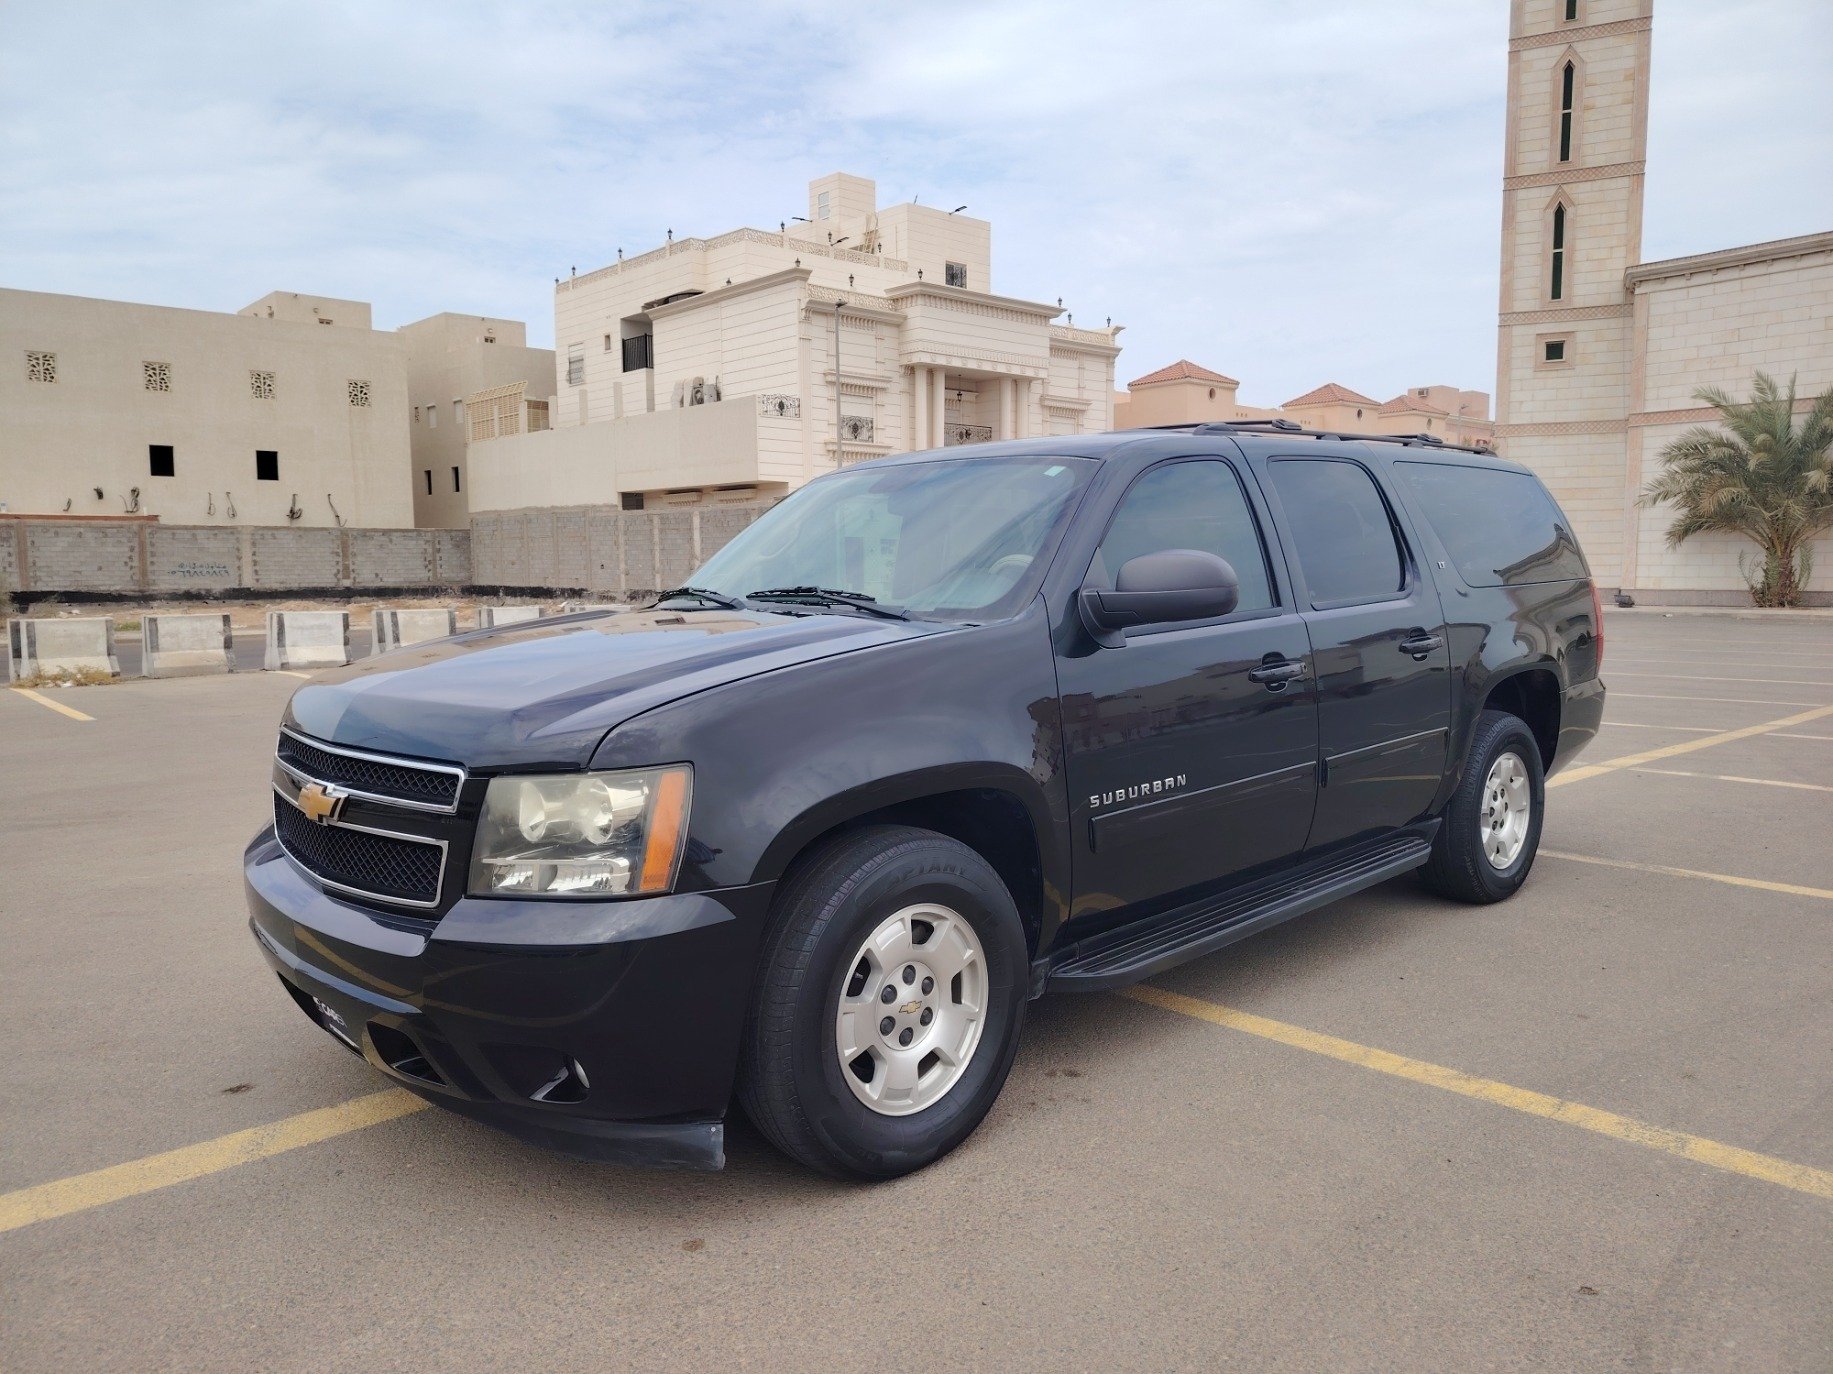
<box><xmin>1399</xmin><ymin>631</ymin><xmax>1444</xmax><ymax>659</ymax></box>
<box><xmin>1248</xmin><ymin>659</ymin><xmax>1307</xmax><ymax>688</ymax></box>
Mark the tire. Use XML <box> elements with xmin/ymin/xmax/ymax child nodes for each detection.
<box><xmin>1420</xmin><ymin>709</ymin><xmax>1546</xmax><ymax>904</ymax></box>
<box><xmin>737</xmin><ymin>824</ymin><xmax>1029</xmax><ymax>1180</ymax></box>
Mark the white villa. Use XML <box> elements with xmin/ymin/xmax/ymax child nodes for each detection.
<box><xmin>466</xmin><ymin>173</ymin><xmax>1123</xmax><ymax>513</ymax></box>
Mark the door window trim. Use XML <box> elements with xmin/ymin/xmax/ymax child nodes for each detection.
<box><xmin>1261</xmin><ymin>454</ymin><xmax>1422</xmax><ymax>612</ymax></box>
<box><xmin>1082</xmin><ymin>454</ymin><xmax>1289</xmax><ymax>638</ymax></box>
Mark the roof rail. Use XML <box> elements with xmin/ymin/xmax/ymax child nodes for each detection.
<box><xmin>1120</xmin><ymin>420</ymin><xmax>1493</xmax><ymax>456</ymax></box>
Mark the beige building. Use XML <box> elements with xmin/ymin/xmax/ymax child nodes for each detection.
<box><xmin>398</xmin><ymin>314</ymin><xmax>552</xmax><ymax>528</ymax></box>
<box><xmin>2</xmin><ymin>287</ymin><xmax>414</xmax><ymax>528</ymax></box>
<box><xmin>1115</xmin><ymin>362</ymin><xmax>1495</xmax><ymax>448</ymax></box>
<box><xmin>1497</xmin><ymin>0</ymin><xmax>1833</xmax><ymax>602</ymax></box>
<box><xmin>467</xmin><ymin>173</ymin><xmax>1123</xmax><ymax>513</ymax></box>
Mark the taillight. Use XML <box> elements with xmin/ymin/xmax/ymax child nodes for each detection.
<box><xmin>1590</xmin><ymin>583</ymin><xmax>1605</xmax><ymax>670</ymax></box>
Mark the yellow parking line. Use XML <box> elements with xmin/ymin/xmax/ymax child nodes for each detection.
<box><xmin>1609</xmin><ymin>671</ymin><xmax>1833</xmax><ymax>687</ymax></box>
<box><xmin>1630</xmin><ymin>766</ymin><xmax>1833</xmax><ymax>793</ymax></box>
<box><xmin>1118</xmin><ymin>985</ymin><xmax>1833</xmax><ymax>1200</ymax></box>
<box><xmin>1541</xmin><ymin>849</ymin><xmax>1833</xmax><ymax>901</ymax></box>
<box><xmin>7</xmin><ymin>687</ymin><xmax>94</xmax><ymax>722</ymax></box>
<box><xmin>1550</xmin><ymin>703</ymin><xmax>1833</xmax><ymax>787</ymax></box>
<box><xmin>0</xmin><ymin>1089</ymin><xmax>428</xmax><ymax>1234</ymax></box>
<box><xmin>1608</xmin><ymin>693</ymin><xmax>1823</xmax><ymax>706</ymax></box>
<box><xmin>272</xmin><ymin>670</ymin><xmax>312</xmax><ymax>680</ymax></box>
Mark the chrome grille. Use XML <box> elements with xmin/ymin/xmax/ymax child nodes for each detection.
<box><xmin>277</xmin><ymin>728</ymin><xmax>462</xmax><ymax>811</ymax></box>
<box><xmin>273</xmin><ymin>795</ymin><xmax>444</xmax><ymax>907</ymax></box>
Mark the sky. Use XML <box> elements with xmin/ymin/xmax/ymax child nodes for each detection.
<box><xmin>3</xmin><ymin>0</ymin><xmax>1828</xmax><ymax>410</ymax></box>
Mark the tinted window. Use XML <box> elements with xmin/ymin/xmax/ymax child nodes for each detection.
<box><xmin>1396</xmin><ymin>461</ymin><xmax>1588</xmax><ymax>586</ymax></box>
<box><xmin>1269</xmin><ymin>458</ymin><xmax>1404</xmax><ymax>605</ymax></box>
<box><xmin>1096</xmin><ymin>460</ymin><xmax>1274</xmax><ymax>613</ymax></box>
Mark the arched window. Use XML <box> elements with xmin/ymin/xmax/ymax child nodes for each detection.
<box><xmin>1558</xmin><ymin>62</ymin><xmax>1576</xmax><ymax>162</ymax></box>
<box><xmin>1550</xmin><ymin>203</ymin><xmax>1568</xmax><ymax>301</ymax></box>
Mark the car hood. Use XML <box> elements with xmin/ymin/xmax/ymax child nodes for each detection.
<box><xmin>284</xmin><ymin>608</ymin><xmax>947</xmax><ymax>770</ymax></box>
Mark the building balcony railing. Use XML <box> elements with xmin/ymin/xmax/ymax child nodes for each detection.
<box><xmin>945</xmin><ymin>424</ymin><xmax>993</xmax><ymax>445</ymax></box>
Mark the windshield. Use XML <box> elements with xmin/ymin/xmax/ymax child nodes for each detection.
<box><xmin>686</xmin><ymin>455</ymin><xmax>1095</xmax><ymax>621</ymax></box>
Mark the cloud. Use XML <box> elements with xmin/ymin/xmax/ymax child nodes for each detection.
<box><xmin>2</xmin><ymin>0</ymin><xmax>1827</xmax><ymax>409</ymax></box>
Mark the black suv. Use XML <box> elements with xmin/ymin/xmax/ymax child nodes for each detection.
<box><xmin>247</xmin><ymin>424</ymin><xmax>1604</xmax><ymax>1178</ymax></box>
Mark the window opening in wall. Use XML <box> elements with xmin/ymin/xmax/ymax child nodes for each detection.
<box><xmin>1544</xmin><ymin>339</ymin><xmax>1567</xmax><ymax>363</ymax></box>
<box><xmin>452</xmin><ymin>466</ymin><xmax>461</xmax><ymax>493</ymax></box>
<box><xmin>26</xmin><ymin>350</ymin><xmax>57</xmax><ymax>383</ymax></box>
<box><xmin>428</xmin><ymin>404</ymin><xmax>437</xmax><ymax>429</ymax></box>
<box><xmin>424</xmin><ymin>469</ymin><xmax>433</xmax><ymax>495</ymax></box>
<box><xmin>149</xmin><ymin>444</ymin><xmax>175</xmax><ymax>477</ymax></box>
<box><xmin>1563</xmin><ymin>0</ymin><xmax>1579</xmax><ymax>19</ymax></box>
<box><xmin>567</xmin><ymin>345</ymin><xmax>584</xmax><ymax>385</ymax></box>
<box><xmin>1558</xmin><ymin>62</ymin><xmax>1575</xmax><ymax>163</ymax></box>
<box><xmin>250</xmin><ymin>370</ymin><xmax>275</xmax><ymax>399</ymax></box>
<box><xmin>605</xmin><ymin>333</ymin><xmax>614</xmax><ymax>351</ymax></box>
<box><xmin>817</xmin><ymin>190</ymin><xmax>831</xmax><ymax>220</ymax></box>
<box><xmin>1550</xmin><ymin>203</ymin><xmax>1568</xmax><ymax>301</ymax></box>
<box><xmin>256</xmin><ymin>449</ymin><xmax>279</xmax><ymax>481</ymax></box>
<box><xmin>143</xmin><ymin>360</ymin><xmax>171</xmax><ymax>392</ymax></box>
<box><xmin>621</xmin><ymin>333</ymin><xmax>653</xmax><ymax>372</ymax></box>
<box><xmin>413</xmin><ymin>406</ymin><xmax>421</xmax><ymax>424</ymax></box>
<box><xmin>621</xmin><ymin>492</ymin><xmax>645</xmax><ymax>511</ymax></box>
<box><xmin>348</xmin><ymin>379</ymin><xmax>371</xmax><ymax>406</ymax></box>
<box><xmin>453</xmin><ymin>400</ymin><xmax>462</xmax><ymax>425</ymax></box>
<box><xmin>945</xmin><ymin>261</ymin><xmax>967</xmax><ymax>288</ymax></box>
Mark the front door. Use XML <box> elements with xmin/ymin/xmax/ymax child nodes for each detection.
<box><xmin>1058</xmin><ymin>457</ymin><xmax>1320</xmax><ymax>925</ymax></box>
<box><xmin>1260</xmin><ymin>454</ymin><xmax>1452</xmax><ymax>850</ymax></box>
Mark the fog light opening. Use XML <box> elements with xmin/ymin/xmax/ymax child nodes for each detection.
<box><xmin>367</xmin><ymin>1021</ymin><xmax>446</xmax><ymax>1086</ymax></box>
<box><xmin>530</xmin><ymin>1056</ymin><xmax>591</xmax><ymax>1104</ymax></box>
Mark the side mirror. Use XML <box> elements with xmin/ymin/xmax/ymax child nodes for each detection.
<box><xmin>1079</xmin><ymin>549</ymin><xmax>1239</xmax><ymax>648</ymax></box>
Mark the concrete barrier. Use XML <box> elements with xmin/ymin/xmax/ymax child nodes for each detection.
<box><xmin>478</xmin><ymin>605</ymin><xmax>544</xmax><ymax>628</ymax></box>
<box><xmin>264</xmin><ymin>611</ymin><xmax>351</xmax><ymax>671</ymax></box>
<box><xmin>142</xmin><ymin>613</ymin><xmax>235</xmax><ymax>678</ymax></box>
<box><xmin>559</xmin><ymin>602</ymin><xmax>618</xmax><ymax>614</ymax></box>
<box><xmin>6</xmin><ymin>616</ymin><xmax>121</xmax><ymax>681</ymax></box>
<box><xmin>373</xmin><ymin>608</ymin><xmax>458</xmax><ymax>655</ymax></box>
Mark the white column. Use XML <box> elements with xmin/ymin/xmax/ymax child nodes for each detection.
<box><xmin>911</xmin><ymin>366</ymin><xmax>929</xmax><ymax>452</ymax></box>
<box><xmin>997</xmin><ymin>377</ymin><xmax>1015</xmax><ymax>440</ymax></box>
<box><xmin>1012</xmin><ymin>379</ymin><xmax>1030</xmax><ymax>439</ymax></box>
<box><xmin>930</xmin><ymin>368</ymin><xmax>946</xmax><ymax>447</ymax></box>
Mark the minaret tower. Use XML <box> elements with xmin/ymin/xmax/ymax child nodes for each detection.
<box><xmin>1495</xmin><ymin>0</ymin><xmax>1652</xmax><ymax>590</ymax></box>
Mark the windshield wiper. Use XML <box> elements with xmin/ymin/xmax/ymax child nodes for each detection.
<box><xmin>653</xmin><ymin>585</ymin><xmax>746</xmax><ymax>610</ymax></box>
<box><xmin>746</xmin><ymin>586</ymin><xmax>910</xmax><ymax>620</ymax></box>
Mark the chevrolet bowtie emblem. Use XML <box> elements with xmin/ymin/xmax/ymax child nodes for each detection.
<box><xmin>297</xmin><ymin>782</ymin><xmax>347</xmax><ymax>825</ymax></box>
<box><xmin>899</xmin><ymin>999</ymin><xmax>923</xmax><ymax>1016</ymax></box>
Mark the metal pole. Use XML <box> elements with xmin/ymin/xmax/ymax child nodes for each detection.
<box><xmin>833</xmin><ymin>297</ymin><xmax>843</xmax><ymax>465</ymax></box>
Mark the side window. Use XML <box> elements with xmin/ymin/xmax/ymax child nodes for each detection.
<box><xmin>1269</xmin><ymin>459</ymin><xmax>1405</xmax><ymax>606</ymax></box>
<box><xmin>1095</xmin><ymin>460</ymin><xmax>1275</xmax><ymax>614</ymax></box>
<box><xmin>1394</xmin><ymin>461</ymin><xmax>1588</xmax><ymax>586</ymax></box>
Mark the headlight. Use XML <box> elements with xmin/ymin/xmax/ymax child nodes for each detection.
<box><xmin>469</xmin><ymin>765</ymin><xmax>692</xmax><ymax>898</ymax></box>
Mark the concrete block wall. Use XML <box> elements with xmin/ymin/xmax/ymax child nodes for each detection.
<box><xmin>469</xmin><ymin>502</ymin><xmax>770</xmax><ymax>596</ymax></box>
<box><xmin>0</xmin><ymin>515</ymin><xmax>470</xmax><ymax>597</ymax></box>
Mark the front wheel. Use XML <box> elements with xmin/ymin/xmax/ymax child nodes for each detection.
<box><xmin>737</xmin><ymin>825</ymin><xmax>1029</xmax><ymax>1179</ymax></box>
<box><xmin>1420</xmin><ymin>709</ymin><xmax>1546</xmax><ymax>903</ymax></box>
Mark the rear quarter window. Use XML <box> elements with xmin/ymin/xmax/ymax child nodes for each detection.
<box><xmin>1396</xmin><ymin>461</ymin><xmax>1588</xmax><ymax>587</ymax></box>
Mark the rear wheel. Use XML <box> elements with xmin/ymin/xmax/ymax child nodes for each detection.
<box><xmin>738</xmin><ymin>825</ymin><xmax>1028</xmax><ymax>1179</ymax></box>
<box><xmin>1421</xmin><ymin>709</ymin><xmax>1546</xmax><ymax>903</ymax></box>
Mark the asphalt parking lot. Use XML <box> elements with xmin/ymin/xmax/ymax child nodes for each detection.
<box><xmin>2</xmin><ymin>611</ymin><xmax>1828</xmax><ymax>1372</ymax></box>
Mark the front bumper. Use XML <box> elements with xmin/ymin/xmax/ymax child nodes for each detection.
<box><xmin>245</xmin><ymin>828</ymin><xmax>774</xmax><ymax>1170</ymax></box>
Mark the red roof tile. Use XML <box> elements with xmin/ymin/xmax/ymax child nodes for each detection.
<box><xmin>1378</xmin><ymin>392</ymin><xmax>1449</xmax><ymax>416</ymax></box>
<box><xmin>1281</xmin><ymin>382</ymin><xmax>1381</xmax><ymax>409</ymax></box>
<box><xmin>1129</xmin><ymin>359</ymin><xmax>1240</xmax><ymax>388</ymax></box>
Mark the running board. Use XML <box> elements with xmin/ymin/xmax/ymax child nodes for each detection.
<box><xmin>1046</xmin><ymin>829</ymin><xmax>1436</xmax><ymax>991</ymax></box>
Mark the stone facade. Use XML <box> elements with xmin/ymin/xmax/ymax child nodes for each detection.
<box><xmin>1496</xmin><ymin>0</ymin><xmax>1833</xmax><ymax>602</ymax></box>
<box><xmin>466</xmin><ymin>174</ymin><xmax>1123</xmax><ymax>515</ymax></box>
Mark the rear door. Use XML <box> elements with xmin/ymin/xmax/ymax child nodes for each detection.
<box><xmin>1259</xmin><ymin>452</ymin><xmax>1452</xmax><ymax>850</ymax></box>
<box><xmin>1058</xmin><ymin>456</ymin><xmax>1319</xmax><ymax>922</ymax></box>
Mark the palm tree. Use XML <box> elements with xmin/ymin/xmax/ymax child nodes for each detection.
<box><xmin>1640</xmin><ymin>372</ymin><xmax>1833</xmax><ymax>607</ymax></box>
